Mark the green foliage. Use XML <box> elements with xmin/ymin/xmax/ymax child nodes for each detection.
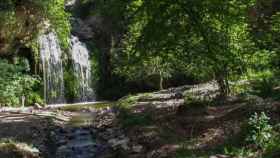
<box><xmin>251</xmin><ymin>8</ymin><xmax>280</xmax><ymax>72</ymax></box>
<box><xmin>64</xmin><ymin>69</ymin><xmax>79</xmax><ymax>102</ymax></box>
<box><xmin>251</xmin><ymin>76</ymin><xmax>279</xmax><ymax>99</ymax></box>
<box><xmin>232</xmin><ymin>49</ymin><xmax>278</xmax><ymax>96</ymax></box>
<box><xmin>223</xmin><ymin>112</ymin><xmax>280</xmax><ymax>158</ymax></box>
<box><xmin>223</xmin><ymin>147</ymin><xmax>255</xmax><ymax>158</ymax></box>
<box><xmin>116</xmin><ymin>93</ymin><xmax>155</xmax><ymax>127</ymax></box>
<box><xmin>116</xmin><ymin>96</ymin><xmax>152</xmax><ymax>128</ymax></box>
<box><xmin>0</xmin><ymin>59</ymin><xmax>41</xmax><ymax>107</ymax></box>
<box><xmin>26</xmin><ymin>93</ymin><xmax>44</xmax><ymax>106</ymax></box>
<box><xmin>87</xmin><ymin>43</ymin><xmax>101</xmax><ymax>92</ymax></box>
<box><xmin>115</xmin><ymin>55</ymin><xmax>173</xmax><ymax>90</ymax></box>
<box><xmin>45</xmin><ymin>0</ymin><xmax>71</xmax><ymax>49</ymax></box>
<box><xmin>246</xmin><ymin>112</ymin><xmax>273</xmax><ymax>150</ymax></box>
<box><xmin>0</xmin><ymin>0</ymin><xmax>70</xmax><ymax>53</ymax></box>
<box><xmin>1</xmin><ymin>0</ymin><xmax>280</xmax><ymax>107</ymax></box>
<box><xmin>118</xmin><ymin>95</ymin><xmax>142</xmax><ymax>108</ymax></box>
<box><xmin>112</xmin><ymin>0</ymin><xmax>188</xmax><ymax>89</ymax></box>
<box><xmin>76</xmin><ymin>0</ymin><xmax>280</xmax><ymax>99</ymax></box>
<box><xmin>107</xmin><ymin>0</ymin><xmax>259</xmax><ymax>95</ymax></box>
<box><xmin>263</xmin><ymin>135</ymin><xmax>280</xmax><ymax>158</ymax></box>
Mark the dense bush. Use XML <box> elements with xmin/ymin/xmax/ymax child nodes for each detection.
<box><xmin>246</xmin><ymin>112</ymin><xmax>273</xmax><ymax>150</ymax></box>
<box><xmin>64</xmin><ymin>68</ymin><xmax>79</xmax><ymax>102</ymax></box>
<box><xmin>0</xmin><ymin>59</ymin><xmax>42</xmax><ymax>107</ymax></box>
<box><xmin>223</xmin><ymin>112</ymin><xmax>280</xmax><ymax>158</ymax></box>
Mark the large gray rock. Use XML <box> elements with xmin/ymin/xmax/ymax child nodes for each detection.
<box><xmin>71</xmin><ymin>15</ymin><xmax>105</xmax><ymax>40</ymax></box>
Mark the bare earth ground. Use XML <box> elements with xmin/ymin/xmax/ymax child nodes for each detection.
<box><xmin>97</xmin><ymin>84</ymin><xmax>280</xmax><ymax>158</ymax></box>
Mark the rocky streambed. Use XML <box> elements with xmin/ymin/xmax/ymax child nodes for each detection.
<box><xmin>55</xmin><ymin>126</ymin><xmax>102</xmax><ymax>158</ymax></box>
<box><xmin>0</xmin><ymin>103</ymin><xmax>129</xmax><ymax>158</ymax></box>
<box><xmin>4</xmin><ymin>84</ymin><xmax>270</xmax><ymax>158</ymax></box>
<box><xmin>50</xmin><ymin>107</ymin><xmax>120</xmax><ymax>158</ymax></box>
<box><xmin>0</xmin><ymin>86</ymin><xmax>190</xmax><ymax>158</ymax></box>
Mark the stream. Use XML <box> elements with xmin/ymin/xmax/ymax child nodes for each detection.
<box><xmin>0</xmin><ymin>103</ymin><xmax>114</xmax><ymax>158</ymax></box>
<box><xmin>54</xmin><ymin>112</ymin><xmax>105</xmax><ymax>158</ymax></box>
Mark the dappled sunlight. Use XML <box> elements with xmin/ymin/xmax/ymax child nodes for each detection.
<box><xmin>1</xmin><ymin>0</ymin><xmax>280</xmax><ymax>157</ymax></box>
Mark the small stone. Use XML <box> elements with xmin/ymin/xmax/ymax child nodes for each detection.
<box><xmin>216</xmin><ymin>154</ymin><xmax>230</xmax><ymax>158</ymax></box>
<box><xmin>108</xmin><ymin>138</ymin><xmax>130</xmax><ymax>150</ymax></box>
<box><xmin>132</xmin><ymin>145</ymin><xmax>143</xmax><ymax>153</ymax></box>
<box><xmin>209</xmin><ymin>155</ymin><xmax>229</xmax><ymax>158</ymax></box>
<box><xmin>50</xmin><ymin>131</ymin><xmax>56</xmax><ymax>136</ymax></box>
<box><xmin>34</xmin><ymin>103</ymin><xmax>42</xmax><ymax>109</ymax></box>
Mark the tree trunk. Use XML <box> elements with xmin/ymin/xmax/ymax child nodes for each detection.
<box><xmin>159</xmin><ymin>74</ymin><xmax>163</xmax><ymax>90</ymax></box>
<box><xmin>21</xmin><ymin>96</ymin><xmax>25</xmax><ymax>108</ymax></box>
<box><xmin>215</xmin><ymin>72</ymin><xmax>230</xmax><ymax>99</ymax></box>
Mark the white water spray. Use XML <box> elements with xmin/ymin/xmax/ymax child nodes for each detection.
<box><xmin>39</xmin><ymin>32</ymin><xmax>65</xmax><ymax>104</ymax></box>
<box><xmin>70</xmin><ymin>36</ymin><xmax>95</xmax><ymax>102</ymax></box>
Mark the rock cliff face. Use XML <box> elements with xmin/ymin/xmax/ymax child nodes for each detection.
<box><xmin>0</xmin><ymin>2</ymin><xmax>43</xmax><ymax>55</ymax></box>
<box><xmin>66</xmin><ymin>0</ymin><xmax>101</xmax><ymax>40</ymax></box>
<box><xmin>67</xmin><ymin>0</ymin><xmax>123</xmax><ymax>90</ymax></box>
<box><xmin>71</xmin><ymin>16</ymin><xmax>103</xmax><ymax>41</ymax></box>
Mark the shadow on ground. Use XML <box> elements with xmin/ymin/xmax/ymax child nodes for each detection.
<box><xmin>115</xmin><ymin>86</ymin><xmax>280</xmax><ymax>157</ymax></box>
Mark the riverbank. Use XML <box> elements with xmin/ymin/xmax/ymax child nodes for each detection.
<box><xmin>0</xmin><ymin>84</ymin><xmax>280</xmax><ymax>158</ymax></box>
<box><xmin>91</xmin><ymin>83</ymin><xmax>280</xmax><ymax>158</ymax></box>
<box><xmin>0</xmin><ymin>102</ymin><xmax>112</xmax><ymax>158</ymax></box>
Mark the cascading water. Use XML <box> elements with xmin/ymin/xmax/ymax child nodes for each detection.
<box><xmin>39</xmin><ymin>32</ymin><xmax>65</xmax><ymax>104</ymax></box>
<box><xmin>70</xmin><ymin>36</ymin><xmax>95</xmax><ymax>102</ymax></box>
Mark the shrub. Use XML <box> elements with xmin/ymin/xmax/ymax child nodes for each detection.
<box><xmin>64</xmin><ymin>69</ymin><xmax>79</xmax><ymax>102</ymax></box>
<box><xmin>246</xmin><ymin>112</ymin><xmax>273</xmax><ymax>150</ymax></box>
<box><xmin>0</xmin><ymin>59</ymin><xmax>42</xmax><ymax>106</ymax></box>
<box><xmin>251</xmin><ymin>77</ymin><xmax>279</xmax><ymax>99</ymax></box>
<box><xmin>26</xmin><ymin>93</ymin><xmax>44</xmax><ymax>105</ymax></box>
<box><xmin>224</xmin><ymin>112</ymin><xmax>280</xmax><ymax>158</ymax></box>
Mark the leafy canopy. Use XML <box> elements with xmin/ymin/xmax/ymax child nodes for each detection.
<box><xmin>0</xmin><ymin>0</ymin><xmax>70</xmax><ymax>51</ymax></box>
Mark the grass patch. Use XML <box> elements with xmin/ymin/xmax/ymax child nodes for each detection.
<box><xmin>117</xmin><ymin>93</ymin><xmax>152</xmax><ymax>109</ymax></box>
<box><xmin>250</xmin><ymin>77</ymin><xmax>280</xmax><ymax>100</ymax></box>
<box><xmin>175</xmin><ymin>148</ymin><xmax>212</xmax><ymax>158</ymax></box>
<box><xmin>116</xmin><ymin>93</ymin><xmax>154</xmax><ymax>128</ymax></box>
<box><xmin>232</xmin><ymin>71</ymin><xmax>280</xmax><ymax>100</ymax></box>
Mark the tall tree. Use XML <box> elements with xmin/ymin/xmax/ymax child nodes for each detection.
<box><xmin>115</xmin><ymin>0</ymin><xmax>256</xmax><ymax>96</ymax></box>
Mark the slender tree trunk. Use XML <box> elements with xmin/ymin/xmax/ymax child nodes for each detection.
<box><xmin>159</xmin><ymin>76</ymin><xmax>163</xmax><ymax>90</ymax></box>
<box><xmin>21</xmin><ymin>96</ymin><xmax>25</xmax><ymax>108</ymax></box>
<box><xmin>215</xmin><ymin>71</ymin><xmax>230</xmax><ymax>99</ymax></box>
<box><xmin>159</xmin><ymin>71</ymin><xmax>164</xmax><ymax>90</ymax></box>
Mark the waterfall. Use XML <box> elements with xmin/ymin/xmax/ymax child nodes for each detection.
<box><xmin>39</xmin><ymin>32</ymin><xmax>65</xmax><ymax>104</ymax></box>
<box><xmin>70</xmin><ymin>36</ymin><xmax>95</xmax><ymax>102</ymax></box>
